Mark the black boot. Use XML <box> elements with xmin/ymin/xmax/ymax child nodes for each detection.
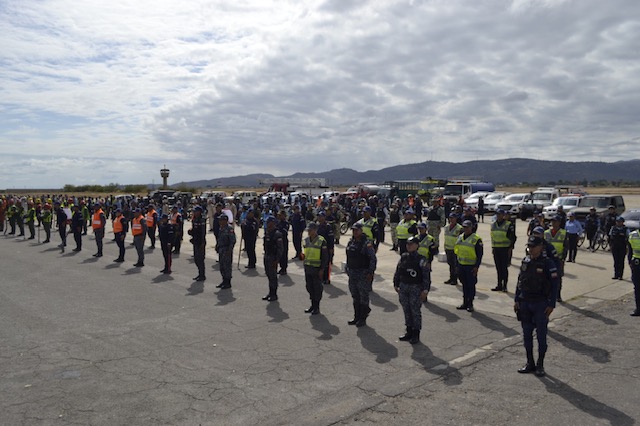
<box><xmin>355</xmin><ymin>304</ymin><xmax>370</xmax><ymax>327</ymax></box>
<box><xmin>535</xmin><ymin>354</ymin><xmax>546</xmax><ymax>377</ymax></box>
<box><xmin>311</xmin><ymin>300</ymin><xmax>320</xmax><ymax>315</ymax></box>
<box><xmin>348</xmin><ymin>302</ymin><xmax>360</xmax><ymax>325</ymax></box>
<box><xmin>456</xmin><ymin>298</ymin><xmax>469</xmax><ymax>310</ymax></box>
<box><xmin>399</xmin><ymin>327</ymin><xmax>413</xmax><ymax>341</ymax></box>
<box><xmin>518</xmin><ymin>351</ymin><xmax>536</xmax><ymax>374</ymax></box>
<box><xmin>409</xmin><ymin>329</ymin><xmax>420</xmax><ymax>344</ymax></box>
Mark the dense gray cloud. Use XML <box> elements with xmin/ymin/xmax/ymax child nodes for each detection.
<box><xmin>0</xmin><ymin>0</ymin><xmax>639</xmax><ymax>188</ymax></box>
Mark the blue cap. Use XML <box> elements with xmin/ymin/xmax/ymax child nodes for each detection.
<box><xmin>496</xmin><ymin>209</ymin><xmax>507</xmax><ymax>215</ymax></box>
<box><xmin>552</xmin><ymin>214</ymin><xmax>562</xmax><ymax>221</ymax></box>
<box><xmin>462</xmin><ymin>220</ymin><xmax>473</xmax><ymax>227</ymax></box>
<box><xmin>616</xmin><ymin>216</ymin><xmax>625</xmax><ymax>221</ymax></box>
<box><xmin>417</xmin><ymin>222</ymin><xmax>427</xmax><ymax>228</ymax></box>
<box><xmin>405</xmin><ymin>208</ymin><xmax>414</xmax><ymax>214</ymax></box>
<box><xmin>317</xmin><ymin>211</ymin><xmax>326</xmax><ymax>216</ymax></box>
<box><xmin>193</xmin><ymin>206</ymin><xmax>203</xmax><ymax>212</ymax></box>
<box><xmin>363</xmin><ymin>206</ymin><xmax>372</xmax><ymax>212</ymax></box>
<box><xmin>160</xmin><ymin>213</ymin><xmax>169</xmax><ymax>219</ymax></box>
<box><xmin>448</xmin><ymin>213</ymin><xmax>458</xmax><ymax>218</ymax></box>
<box><xmin>407</xmin><ymin>236</ymin><xmax>420</xmax><ymax>244</ymax></box>
<box><xmin>266</xmin><ymin>215</ymin><xmax>276</xmax><ymax>223</ymax></box>
<box><xmin>532</xmin><ymin>226</ymin><xmax>545</xmax><ymax>234</ymax></box>
<box><xmin>351</xmin><ymin>223</ymin><xmax>363</xmax><ymax>230</ymax></box>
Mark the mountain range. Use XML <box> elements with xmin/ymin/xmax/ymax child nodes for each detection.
<box><xmin>173</xmin><ymin>158</ymin><xmax>640</xmax><ymax>189</ymax></box>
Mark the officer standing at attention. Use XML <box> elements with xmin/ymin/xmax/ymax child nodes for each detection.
<box><xmin>426</xmin><ymin>199</ymin><xmax>445</xmax><ymax>250</ymax></box>
<box><xmin>262</xmin><ymin>216</ymin><xmax>284</xmax><ymax>301</ymax></box>
<box><xmin>303</xmin><ymin>222</ymin><xmax>328</xmax><ymax>315</ymax></box>
<box><xmin>41</xmin><ymin>203</ymin><xmax>52</xmax><ymax>243</ymax></box>
<box><xmin>544</xmin><ymin>216</ymin><xmax>567</xmax><ymax>301</ymax></box>
<box><xmin>242</xmin><ymin>209</ymin><xmax>259</xmax><ymax>269</ymax></box>
<box><xmin>54</xmin><ymin>201</ymin><xmax>68</xmax><ymax>252</ymax></box>
<box><xmin>146</xmin><ymin>205</ymin><xmax>158</xmax><ymax>249</ymax></box>
<box><xmin>443</xmin><ymin>213</ymin><xmax>463</xmax><ymax>285</ymax></box>
<box><xmin>628</xmin><ymin>229</ymin><xmax>640</xmax><ymax>316</ymax></box>
<box><xmin>394</xmin><ymin>236</ymin><xmax>430</xmax><ymax>344</ymax></box>
<box><xmin>396</xmin><ymin>208</ymin><xmax>417</xmax><ymax>255</ymax></box>
<box><xmin>290</xmin><ymin>205</ymin><xmax>306</xmax><ymax>260</ymax></box>
<box><xmin>189</xmin><ymin>206</ymin><xmax>207</xmax><ymax>281</ymax></box>
<box><xmin>491</xmin><ymin>209</ymin><xmax>516</xmax><ymax>292</ymax></box>
<box><xmin>24</xmin><ymin>201</ymin><xmax>37</xmax><ymax>239</ymax></box>
<box><xmin>170</xmin><ymin>205</ymin><xmax>183</xmax><ymax>254</ymax></box>
<box><xmin>388</xmin><ymin>202</ymin><xmax>401</xmax><ymax>251</ymax></box>
<box><xmin>131</xmin><ymin>208</ymin><xmax>147</xmax><ymax>267</ymax></box>
<box><xmin>514</xmin><ymin>236</ymin><xmax>559</xmax><ymax>377</ymax></box>
<box><xmin>356</xmin><ymin>206</ymin><xmax>379</xmax><ymax>250</ymax></box>
<box><xmin>316</xmin><ymin>211</ymin><xmax>335</xmax><ymax>285</ymax></box>
<box><xmin>158</xmin><ymin>213</ymin><xmax>175</xmax><ymax>274</ymax></box>
<box><xmin>215</xmin><ymin>214</ymin><xmax>236</xmax><ymax>289</ymax></box>
<box><xmin>112</xmin><ymin>208</ymin><xmax>127</xmax><ymax>262</ymax></box>
<box><xmin>91</xmin><ymin>202</ymin><xmax>107</xmax><ymax>257</ymax></box>
<box><xmin>71</xmin><ymin>205</ymin><xmax>84</xmax><ymax>252</ymax></box>
<box><xmin>454</xmin><ymin>220</ymin><xmax>483</xmax><ymax>312</ymax></box>
<box><xmin>346</xmin><ymin>223</ymin><xmax>377</xmax><ymax>327</ymax></box>
<box><xmin>564</xmin><ymin>212</ymin><xmax>583</xmax><ymax>263</ymax></box>
<box><xmin>416</xmin><ymin>222</ymin><xmax>438</xmax><ymax>266</ymax></box>
<box><xmin>609</xmin><ymin>216</ymin><xmax>629</xmax><ymax>280</ymax></box>
<box><xmin>276</xmin><ymin>210</ymin><xmax>290</xmax><ymax>275</ymax></box>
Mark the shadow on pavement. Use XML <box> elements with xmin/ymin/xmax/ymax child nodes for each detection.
<box><xmin>266</xmin><ymin>301</ymin><xmax>289</xmax><ymax>323</ymax></box>
<box><xmin>560</xmin><ymin>302</ymin><xmax>618</xmax><ymax>325</ymax></box>
<box><xmin>123</xmin><ymin>267</ymin><xmax>142</xmax><ymax>275</ymax></box>
<box><xmin>279</xmin><ymin>274</ymin><xmax>295</xmax><ymax>287</ymax></box>
<box><xmin>541</xmin><ymin>374</ymin><xmax>633</xmax><ymax>425</ymax></box>
<box><xmin>356</xmin><ymin>326</ymin><xmax>398</xmax><ymax>364</ymax></box>
<box><xmin>216</xmin><ymin>288</ymin><xmax>236</xmax><ymax>305</ymax></box>
<box><xmin>470</xmin><ymin>311</ymin><xmax>519</xmax><ymax>337</ymax></box>
<box><xmin>370</xmin><ymin>291</ymin><xmax>399</xmax><ymax>312</ymax></box>
<box><xmin>186</xmin><ymin>281</ymin><xmax>204</xmax><ymax>295</ymax></box>
<box><xmin>309</xmin><ymin>314</ymin><xmax>340</xmax><ymax>341</ymax></box>
<box><xmin>104</xmin><ymin>263</ymin><xmax>122</xmax><ymax>270</ymax></box>
<box><xmin>411</xmin><ymin>343</ymin><xmax>463</xmax><ymax>386</ymax></box>
<box><xmin>324</xmin><ymin>283</ymin><xmax>348</xmax><ymax>299</ymax></box>
<box><xmin>40</xmin><ymin>247</ymin><xmax>62</xmax><ymax>253</ymax></box>
<box><xmin>547</xmin><ymin>330</ymin><xmax>610</xmax><ymax>363</ymax></box>
<box><xmin>425</xmin><ymin>302</ymin><xmax>460</xmax><ymax>323</ymax></box>
<box><xmin>81</xmin><ymin>257</ymin><xmax>99</xmax><ymax>264</ymax></box>
<box><xmin>151</xmin><ymin>274</ymin><xmax>174</xmax><ymax>284</ymax></box>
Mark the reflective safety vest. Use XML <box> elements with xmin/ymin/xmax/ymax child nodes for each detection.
<box><xmin>113</xmin><ymin>216</ymin><xmax>124</xmax><ymax>233</ymax></box>
<box><xmin>396</xmin><ymin>219</ymin><xmax>416</xmax><ymax>240</ymax></box>
<box><xmin>41</xmin><ymin>210</ymin><xmax>52</xmax><ymax>224</ymax></box>
<box><xmin>304</xmin><ymin>235</ymin><xmax>326</xmax><ymax>267</ymax></box>
<box><xmin>132</xmin><ymin>216</ymin><xmax>144</xmax><ymax>236</ymax></box>
<box><xmin>444</xmin><ymin>223</ymin><xmax>462</xmax><ymax>250</ymax></box>
<box><xmin>491</xmin><ymin>220</ymin><xmax>511</xmax><ymax>248</ymax></box>
<box><xmin>92</xmin><ymin>209</ymin><xmax>104</xmax><ymax>230</ymax></box>
<box><xmin>358</xmin><ymin>217</ymin><xmax>376</xmax><ymax>240</ymax></box>
<box><xmin>418</xmin><ymin>234</ymin><xmax>435</xmax><ymax>259</ymax></box>
<box><xmin>146</xmin><ymin>210</ymin><xmax>156</xmax><ymax>228</ymax></box>
<box><xmin>170</xmin><ymin>212</ymin><xmax>181</xmax><ymax>225</ymax></box>
<box><xmin>544</xmin><ymin>228</ymin><xmax>566</xmax><ymax>258</ymax></box>
<box><xmin>629</xmin><ymin>231</ymin><xmax>640</xmax><ymax>259</ymax></box>
<box><xmin>455</xmin><ymin>233</ymin><xmax>481</xmax><ymax>266</ymax></box>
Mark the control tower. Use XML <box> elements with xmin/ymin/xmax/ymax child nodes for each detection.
<box><xmin>160</xmin><ymin>165</ymin><xmax>170</xmax><ymax>189</ymax></box>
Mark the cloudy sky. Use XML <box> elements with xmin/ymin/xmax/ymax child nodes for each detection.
<box><xmin>1</xmin><ymin>0</ymin><xmax>639</xmax><ymax>188</ymax></box>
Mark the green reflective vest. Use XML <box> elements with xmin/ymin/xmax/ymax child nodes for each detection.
<box><xmin>358</xmin><ymin>217</ymin><xmax>376</xmax><ymax>240</ymax></box>
<box><xmin>396</xmin><ymin>220</ymin><xmax>416</xmax><ymax>240</ymax></box>
<box><xmin>544</xmin><ymin>228</ymin><xmax>566</xmax><ymax>258</ymax></box>
<box><xmin>491</xmin><ymin>220</ymin><xmax>511</xmax><ymax>248</ymax></box>
<box><xmin>304</xmin><ymin>235</ymin><xmax>326</xmax><ymax>267</ymax></box>
<box><xmin>455</xmin><ymin>233</ymin><xmax>481</xmax><ymax>266</ymax></box>
<box><xmin>418</xmin><ymin>234</ymin><xmax>435</xmax><ymax>259</ymax></box>
<box><xmin>444</xmin><ymin>223</ymin><xmax>462</xmax><ymax>250</ymax></box>
<box><xmin>629</xmin><ymin>231</ymin><xmax>640</xmax><ymax>259</ymax></box>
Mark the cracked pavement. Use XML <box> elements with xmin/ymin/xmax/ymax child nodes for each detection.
<box><xmin>1</xmin><ymin>211</ymin><xmax>639</xmax><ymax>425</ymax></box>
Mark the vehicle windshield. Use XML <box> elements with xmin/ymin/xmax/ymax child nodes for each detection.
<box><xmin>485</xmin><ymin>193</ymin><xmax>502</xmax><ymax>201</ymax></box>
<box><xmin>556</xmin><ymin>198</ymin><xmax>579</xmax><ymax>207</ymax></box>
<box><xmin>579</xmin><ymin>198</ymin><xmax>610</xmax><ymax>208</ymax></box>
<box><xmin>443</xmin><ymin>185</ymin><xmax>464</xmax><ymax>196</ymax></box>
<box><xmin>504</xmin><ymin>194</ymin><xmax>525</xmax><ymax>202</ymax></box>
<box><xmin>622</xmin><ymin>211</ymin><xmax>640</xmax><ymax>221</ymax></box>
<box><xmin>532</xmin><ymin>193</ymin><xmax>552</xmax><ymax>201</ymax></box>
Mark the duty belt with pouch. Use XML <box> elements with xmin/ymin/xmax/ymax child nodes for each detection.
<box><xmin>634</xmin><ymin>258</ymin><xmax>640</xmax><ymax>266</ymax></box>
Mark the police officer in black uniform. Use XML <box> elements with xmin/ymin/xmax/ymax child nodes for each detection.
<box><xmin>242</xmin><ymin>209</ymin><xmax>259</xmax><ymax>269</ymax></box>
<box><xmin>276</xmin><ymin>210</ymin><xmax>290</xmax><ymax>274</ymax></box>
<box><xmin>189</xmin><ymin>206</ymin><xmax>207</xmax><ymax>281</ymax></box>
<box><xmin>394</xmin><ymin>236</ymin><xmax>431</xmax><ymax>344</ymax></box>
<box><xmin>514</xmin><ymin>235</ymin><xmax>560</xmax><ymax>377</ymax></box>
<box><xmin>262</xmin><ymin>216</ymin><xmax>284</xmax><ymax>301</ymax></box>
<box><xmin>346</xmin><ymin>223</ymin><xmax>377</xmax><ymax>327</ymax></box>
<box><xmin>158</xmin><ymin>213</ymin><xmax>175</xmax><ymax>274</ymax></box>
<box><xmin>609</xmin><ymin>216</ymin><xmax>629</xmax><ymax>279</ymax></box>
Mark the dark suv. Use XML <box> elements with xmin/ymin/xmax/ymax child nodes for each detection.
<box><xmin>572</xmin><ymin>195</ymin><xmax>625</xmax><ymax>223</ymax></box>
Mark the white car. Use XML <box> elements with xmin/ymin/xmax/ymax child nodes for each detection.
<box><xmin>464</xmin><ymin>191</ymin><xmax>492</xmax><ymax>211</ymax></box>
<box><xmin>543</xmin><ymin>196</ymin><xmax>581</xmax><ymax>219</ymax></box>
<box><xmin>483</xmin><ymin>192</ymin><xmax>510</xmax><ymax>212</ymax></box>
<box><xmin>495</xmin><ymin>193</ymin><xmax>531</xmax><ymax>215</ymax></box>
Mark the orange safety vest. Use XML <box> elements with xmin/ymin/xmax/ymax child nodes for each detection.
<box><xmin>132</xmin><ymin>216</ymin><xmax>144</xmax><ymax>236</ymax></box>
<box><xmin>113</xmin><ymin>216</ymin><xmax>124</xmax><ymax>233</ymax></box>
<box><xmin>146</xmin><ymin>210</ymin><xmax>156</xmax><ymax>228</ymax></box>
<box><xmin>92</xmin><ymin>209</ymin><xmax>104</xmax><ymax>230</ymax></box>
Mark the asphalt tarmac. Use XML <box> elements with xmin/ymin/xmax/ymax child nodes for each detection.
<box><xmin>1</xmin><ymin>212</ymin><xmax>639</xmax><ymax>425</ymax></box>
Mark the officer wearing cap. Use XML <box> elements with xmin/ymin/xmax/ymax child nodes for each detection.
<box><xmin>454</xmin><ymin>219</ymin><xmax>483</xmax><ymax>312</ymax></box>
<box><xmin>416</xmin><ymin>222</ymin><xmax>438</xmax><ymax>266</ymax></box>
<box><xmin>531</xmin><ymin>226</ymin><xmax>560</xmax><ymax>267</ymax></box>
<box><xmin>41</xmin><ymin>203</ymin><xmax>52</xmax><ymax>243</ymax></box>
<box><xmin>491</xmin><ymin>209</ymin><xmax>516</xmax><ymax>292</ymax></box>
<box><xmin>24</xmin><ymin>201</ymin><xmax>37</xmax><ymax>239</ymax></box>
<box><xmin>54</xmin><ymin>201</ymin><xmax>68</xmax><ymax>252</ymax></box>
<box><xmin>303</xmin><ymin>222</ymin><xmax>328</xmax><ymax>315</ymax></box>
<box><xmin>170</xmin><ymin>204</ymin><xmax>183</xmax><ymax>254</ymax></box>
<box><xmin>565</xmin><ymin>212</ymin><xmax>583</xmax><ymax>263</ymax></box>
<box><xmin>396</xmin><ymin>208</ymin><xmax>417</xmax><ymax>255</ymax></box>
<box><xmin>584</xmin><ymin>207</ymin><xmax>600</xmax><ymax>251</ymax></box>
<box><xmin>316</xmin><ymin>210</ymin><xmax>335</xmax><ymax>284</ymax></box>
<box><xmin>603</xmin><ymin>205</ymin><xmax>617</xmax><ymax>237</ymax></box>
<box><xmin>242</xmin><ymin>208</ymin><xmax>259</xmax><ymax>269</ymax></box>
<box><xmin>346</xmin><ymin>223</ymin><xmax>377</xmax><ymax>327</ymax></box>
<box><xmin>610</xmin><ymin>216</ymin><xmax>629</xmax><ymax>280</ymax></box>
<box><xmin>356</xmin><ymin>206</ymin><xmax>379</xmax><ymax>250</ymax></box>
<box><xmin>146</xmin><ymin>204</ymin><xmax>158</xmax><ymax>249</ymax></box>
<box><xmin>527</xmin><ymin>212</ymin><xmax>546</xmax><ymax>236</ymax></box>
<box><xmin>158</xmin><ymin>213</ymin><xmax>175</xmax><ymax>274</ymax></box>
<box><xmin>426</xmin><ymin>198</ymin><xmax>445</xmax><ymax>250</ymax></box>
<box><xmin>544</xmin><ymin>215</ymin><xmax>567</xmax><ymax>301</ymax></box>
<box><xmin>131</xmin><ymin>208</ymin><xmax>147</xmax><ymax>267</ymax></box>
<box><xmin>514</xmin><ymin>235</ymin><xmax>559</xmax><ymax>377</ymax></box>
<box><xmin>394</xmin><ymin>235</ymin><xmax>430</xmax><ymax>344</ymax></box>
<box><xmin>215</xmin><ymin>214</ymin><xmax>236</xmax><ymax>289</ymax></box>
<box><xmin>189</xmin><ymin>206</ymin><xmax>207</xmax><ymax>281</ymax></box>
<box><xmin>262</xmin><ymin>216</ymin><xmax>284</xmax><ymax>301</ymax></box>
<box><xmin>444</xmin><ymin>213</ymin><xmax>463</xmax><ymax>285</ymax></box>
<box><xmin>290</xmin><ymin>205</ymin><xmax>306</xmax><ymax>260</ymax></box>
<box><xmin>91</xmin><ymin>202</ymin><xmax>107</xmax><ymax>257</ymax></box>
<box><xmin>112</xmin><ymin>208</ymin><xmax>127</xmax><ymax>262</ymax></box>
<box><xmin>276</xmin><ymin>210</ymin><xmax>290</xmax><ymax>275</ymax></box>
<box><xmin>71</xmin><ymin>205</ymin><xmax>84</xmax><ymax>252</ymax></box>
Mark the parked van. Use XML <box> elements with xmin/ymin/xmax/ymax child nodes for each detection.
<box><xmin>572</xmin><ymin>195</ymin><xmax>625</xmax><ymax>223</ymax></box>
<box><xmin>232</xmin><ymin>191</ymin><xmax>258</xmax><ymax>205</ymax></box>
<box><xmin>520</xmin><ymin>187</ymin><xmax>560</xmax><ymax>219</ymax></box>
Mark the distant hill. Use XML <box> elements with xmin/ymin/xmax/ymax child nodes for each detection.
<box><xmin>173</xmin><ymin>158</ymin><xmax>640</xmax><ymax>188</ymax></box>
